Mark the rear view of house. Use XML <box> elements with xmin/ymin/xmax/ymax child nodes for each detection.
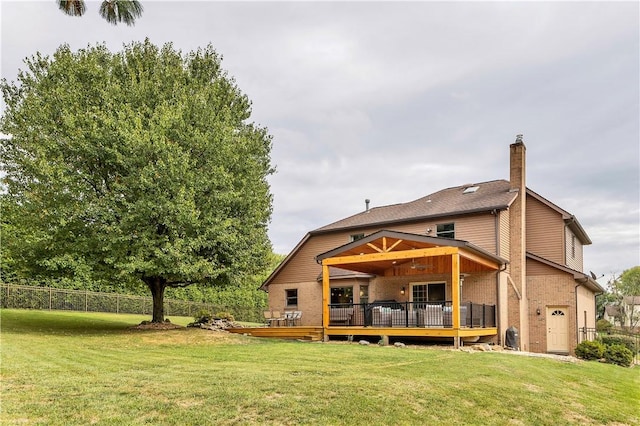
<box><xmin>261</xmin><ymin>137</ymin><xmax>603</xmax><ymax>354</ymax></box>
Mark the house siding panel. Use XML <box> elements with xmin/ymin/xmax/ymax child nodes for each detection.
<box><xmin>454</xmin><ymin>214</ymin><xmax>497</xmax><ymax>253</ymax></box>
<box><xmin>269</xmin><ymin>234</ymin><xmax>346</xmax><ymax>285</ymax></box>
<box><xmin>526</xmin><ymin>195</ymin><xmax>564</xmax><ymax>264</ymax></box>
<box><xmin>576</xmin><ymin>285</ymin><xmax>596</xmax><ymax>333</ymax></box>
<box><xmin>564</xmin><ymin>228</ymin><xmax>584</xmax><ymax>271</ymax></box>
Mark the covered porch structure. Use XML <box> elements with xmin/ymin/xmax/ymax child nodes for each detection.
<box><xmin>316</xmin><ymin>230</ymin><xmax>507</xmax><ymax>348</ymax></box>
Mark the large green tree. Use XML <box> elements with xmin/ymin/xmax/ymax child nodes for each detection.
<box><xmin>616</xmin><ymin>267</ymin><xmax>640</xmax><ymax>297</ymax></box>
<box><xmin>58</xmin><ymin>0</ymin><xmax>143</xmax><ymax>26</ymax></box>
<box><xmin>1</xmin><ymin>40</ymin><xmax>274</xmax><ymax>322</ymax></box>
<box><xmin>611</xmin><ymin>267</ymin><xmax>640</xmax><ymax>330</ymax></box>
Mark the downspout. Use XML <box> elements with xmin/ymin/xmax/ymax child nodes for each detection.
<box><xmin>497</xmin><ymin>262</ymin><xmax>508</xmax><ymax>346</ymax></box>
<box><xmin>493</xmin><ymin>209</ymin><xmax>502</xmax><ymax>345</ymax></box>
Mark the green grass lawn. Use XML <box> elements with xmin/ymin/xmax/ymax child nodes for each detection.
<box><xmin>1</xmin><ymin>309</ymin><xmax>638</xmax><ymax>425</ymax></box>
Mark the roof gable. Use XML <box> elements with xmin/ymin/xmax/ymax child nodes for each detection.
<box><xmin>316</xmin><ymin>230</ymin><xmax>507</xmax><ymax>276</ymax></box>
<box><xmin>526</xmin><ymin>188</ymin><xmax>591</xmax><ymax>245</ymax></box>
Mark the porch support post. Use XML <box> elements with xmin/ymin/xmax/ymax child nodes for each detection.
<box><xmin>451</xmin><ymin>252</ymin><xmax>461</xmax><ymax>349</ymax></box>
<box><xmin>322</xmin><ymin>261</ymin><xmax>330</xmax><ymax>341</ymax></box>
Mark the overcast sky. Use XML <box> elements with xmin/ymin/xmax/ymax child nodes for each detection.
<box><xmin>1</xmin><ymin>1</ymin><xmax>638</xmax><ymax>282</ymax></box>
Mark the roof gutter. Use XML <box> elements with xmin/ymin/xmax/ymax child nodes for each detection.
<box><xmin>564</xmin><ymin>215</ymin><xmax>592</xmax><ymax>245</ymax></box>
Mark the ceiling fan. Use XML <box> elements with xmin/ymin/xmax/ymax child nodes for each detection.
<box><xmin>410</xmin><ymin>259</ymin><xmax>433</xmax><ymax>270</ymax></box>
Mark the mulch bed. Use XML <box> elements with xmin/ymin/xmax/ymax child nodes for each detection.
<box><xmin>129</xmin><ymin>321</ymin><xmax>184</xmax><ymax>331</ymax></box>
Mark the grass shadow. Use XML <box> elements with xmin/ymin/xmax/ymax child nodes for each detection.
<box><xmin>1</xmin><ymin>309</ymin><xmax>188</xmax><ymax>336</ymax></box>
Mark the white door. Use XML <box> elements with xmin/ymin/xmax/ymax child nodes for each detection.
<box><xmin>547</xmin><ymin>307</ymin><xmax>569</xmax><ymax>353</ymax></box>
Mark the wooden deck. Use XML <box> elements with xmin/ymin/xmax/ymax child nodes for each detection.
<box><xmin>227</xmin><ymin>325</ymin><xmax>497</xmax><ymax>343</ymax></box>
<box><xmin>325</xmin><ymin>326</ymin><xmax>498</xmax><ymax>339</ymax></box>
<box><xmin>227</xmin><ymin>326</ymin><xmax>324</xmax><ymax>341</ymax></box>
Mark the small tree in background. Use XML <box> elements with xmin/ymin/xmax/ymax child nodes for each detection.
<box><xmin>1</xmin><ymin>40</ymin><xmax>274</xmax><ymax>322</ymax></box>
<box><xmin>609</xmin><ymin>267</ymin><xmax>640</xmax><ymax>331</ymax></box>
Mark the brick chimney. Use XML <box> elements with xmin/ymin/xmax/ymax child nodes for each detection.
<box><xmin>508</xmin><ymin>135</ymin><xmax>529</xmax><ymax>351</ymax></box>
<box><xmin>510</xmin><ymin>134</ymin><xmax>526</xmax><ymax>192</ymax></box>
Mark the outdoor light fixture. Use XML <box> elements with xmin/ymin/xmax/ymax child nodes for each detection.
<box><xmin>536</xmin><ymin>308</ymin><xmax>541</xmax><ymax>315</ymax></box>
<box><xmin>401</xmin><ymin>286</ymin><xmax>405</xmax><ymax>295</ymax></box>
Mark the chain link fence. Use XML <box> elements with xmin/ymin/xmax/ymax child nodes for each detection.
<box><xmin>0</xmin><ymin>283</ymin><xmax>263</xmax><ymax>322</ymax></box>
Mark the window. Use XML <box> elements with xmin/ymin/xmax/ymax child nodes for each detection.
<box><xmin>571</xmin><ymin>235</ymin><xmax>576</xmax><ymax>259</ymax></box>
<box><xmin>285</xmin><ymin>289</ymin><xmax>298</xmax><ymax>306</ymax></box>
<box><xmin>411</xmin><ymin>282</ymin><xmax>446</xmax><ymax>307</ymax></box>
<box><xmin>359</xmin><ymin>285</ymin><xmax>369</xmax><ymax>304</ymax></box>
<box><xmin>463</xmin><ymin>186</ymin><xmax>479</xmax><ymax>194</ymax></box>
<box><xmin>331</xmin><ymin>286</ymin><xmax>353</xmax><ymax>304</ymax></box>
<box><xmin>350</xmin><ymin>233</ymin><xmax>365</xmax><ymax>242</ymax></box>
<box><xmin>436</xmin><ymin>223</ymin><xmax>455</xmax><ymax>239</ymax></box>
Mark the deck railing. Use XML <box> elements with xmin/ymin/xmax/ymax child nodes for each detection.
<box><xmin>328</xmin><ymin>301</ymin><xmax>495</xmax><ymax>328</ymax></box>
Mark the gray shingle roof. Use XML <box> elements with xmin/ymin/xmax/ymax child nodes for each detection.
<box><xmin>605</xmin><ymin>305</ymin><xmax>621</xmax><ymax>316</ymax></box>
<box><xmin>313</xmin><ymin>179</ymin><xmax>517</xmax><ymax>233</ymax></box>
<box><xmin>623</xmin><ymin>296</ymin><xmax>640</xmax><ymax>305</ymax></box>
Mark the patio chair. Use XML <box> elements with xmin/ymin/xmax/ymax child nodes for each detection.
<box><xmin>263</xmin><ymin>310</ymin><xmax>272</xmax><ymax>326</ymax></box>
<box><xmin>289</xmin><ymin>310</ymin><xmax>302</xmax><ymax>326</ymax></box>
<box><xmin>283</xmin><ymin>310</ymin><xmax>302</xmax><ymax>326</ymax></box>
<box><xmin>266</xmin><ymin>310</ymin><xmax>283</xmax><ymax>327</ymax></box>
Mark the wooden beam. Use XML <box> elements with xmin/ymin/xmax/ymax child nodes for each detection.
<box><xmin>322</xmin><ymin>263</ymin><xmax>330</xmax><ymax>331</ymax></box>
<box><xmin>452</xmin><ymin>253</ymin><xmax>460</xmax><ymax>330</ymax></box>
<box><xmin>386</xmin><ymin>239</ymin><xmax>403</xmax><ymax>252</ymax></box>
<box><xmin>459</xmin><ymin>249</ymin><xmax>501</xmax><ymax>270</ymax></box>
<box><xmin>366</xmin><ymin>243</ymin><xmax>384</xmax><ymax>253</ymax></box>
<box><xmin>323</xmin><ymin>246</ymin><xmax>459</xmax><ymax>266</ymax></box>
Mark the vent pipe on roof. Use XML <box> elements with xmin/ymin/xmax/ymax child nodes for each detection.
<box><xmin>365</xmin><ymin>199</ymin><xmax>370</xmax><ymax>212</ymax></box>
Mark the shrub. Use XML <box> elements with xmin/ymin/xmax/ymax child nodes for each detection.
<box><xmin>596</xmin><ymin>319</ymin><xmax>613</xmax><ymax>334</ymax></box>
<box><xmin>575</xmin><ymin>340</ymin><xmax>605</xmax><ymax>360</ymax></box>
<box><xmin>193</xmin><ymin>309</ymin><xmax>212</xmax><ymax>322</ymax></box>
<box><xmin>215</xmin><ymin>311</ymin><xmax>235</xmax><ymax>322</ymax></box>
<box><xmin>600</xmin><ymin>335</ymin><xmax>638</xmax><ymax>354</ymax></box>
<box><xmin>603</xmin><ymin>344</ymin><xmax>633</xmax><ymax>367</ymax></box>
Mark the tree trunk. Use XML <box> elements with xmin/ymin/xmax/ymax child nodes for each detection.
<box><xmin>144</xmin><ymin>276</ymin><xmax>167</xmax><ymax>323</ymax></box>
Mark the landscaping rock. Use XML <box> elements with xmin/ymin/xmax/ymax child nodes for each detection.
<box><xmin>394</xmin><ymin>342</ymin><xmax>406</xmax><ymax>348</ymax></box>
<box><xmin>472</xmin><ymin>344</ymin><xmax>492</xmax><ymax>352</ymax></box>
<box><xmin>188</xmin><ymin>317</ymin><xmax>243</xmax><ymax>331</ymax></box>
<box><xmin>359</xmin><ymin>340</ymin><xmax>370</xmax><ymax>346</ymax></box>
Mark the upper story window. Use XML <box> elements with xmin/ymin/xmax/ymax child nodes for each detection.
<box><xmin>350</xmin><ymin>233</ymin><xmax>365</xmax><ymax>242</ymax></box>
<box><xmin>436</xmin><ymin>223</ymin><xmax>455</xmax><ymax>239</ymax></box>
<box><xmin>285</xmin><ymin>289</ymin><xmax>298</xmax><ymax>306</ymax></box>
<box><xmin>571</xmin><ymin>235</ymin><xmax>576</xmax><ymax>259</ymax></box>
